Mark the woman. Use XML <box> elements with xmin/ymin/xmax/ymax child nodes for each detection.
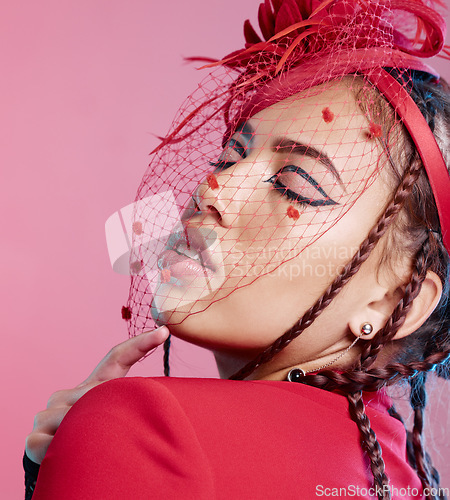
<box><xmin>25</xmin><ymin>0</ymin><xmax>449</xmax><ymax>498</ymax></box>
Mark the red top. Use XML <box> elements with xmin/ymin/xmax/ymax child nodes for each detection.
<box><xmin>33</xmin><ymin>377</ymin><xmax>423</xmax><ymax>499</ymax></box>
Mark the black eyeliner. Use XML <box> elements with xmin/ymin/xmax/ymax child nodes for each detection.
<box><xmin>228</xmin><ymin>139</ymin><xmax>247</xmax><ymax>158</ymax></box>
<box><xmin>278</xmin><ymin>165</ymin><xmax>333</xmax><ymax>199</ymax></box>
<box><xmin>267</xmin><ymin>181</ymin><xmax>338</xmax><ymax>206</ymax></box>
<box><xmin>208</xmin><ymin>160</ymin><xmax>236</xmax><ymax>172</ymax></box>
<box><xmin>209</xmin><ymin>137</ymin><xmax>247</xmax><ymax>172</ymax></box>
<box><xmin>264</xmin><ymin>165</ymin><xmax>338</xmax><ymax>206</ymax></box>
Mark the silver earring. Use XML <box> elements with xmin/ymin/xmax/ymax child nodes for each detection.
<box><xmin>360</xmin><ymin>323</ymin><xmax>373</xmax><ymax>335</ymax></box>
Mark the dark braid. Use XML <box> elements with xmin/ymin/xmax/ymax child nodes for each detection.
<box><xmin>387</xmin><ymin>402</ymin><xmax>417</xmax><ymax>469</ymax></box>
<box><xmin>163</xmin><ymin>334</ymin><xmax>171</xmax><ymax>377</ymax></box>
<box><xmin>347</xmin><ymin>391</ymin><xmax>391</xmax><ymax>499</ymax></box>
<box><xmin>342</xmin><ymin>245</ymin><xmax>429</xmax><ymax>500</ymax></box>
<box><xmin>230</xmin><ymin>157</ymin><xmax>422</xmax><ymax>380</ymax></box>
<box><xmin>389</xmin><ymin>401</ymin><xmax>446</xmax><ymax>500</ymax></box>
<box><xmin>387</xmin><ymin>404</ymin><xmax>405</xmax><ymax>425</ymax></box>
<box><xmin>409</xmin><ymin>375</ymin><xmax>447</xmax><ymax>500</ymax></box>
<box><xmin>410</xmin><ymin>373</ymin><xmax>433</xmax><ymax>496</ymax></box>
<box><xmin>294</xmin><ymin>351</ymin><xmax>449</xmax><ymax>392</ymax></box>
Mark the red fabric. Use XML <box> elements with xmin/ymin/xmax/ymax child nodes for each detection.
<box><xmin>33</xmin><ymin>377</ymin><xmax>423</xmax><ymax>499</ymax></box>
<box><xmin>364</xmin><ymin>69</ymin><xmax>450</xmax><ymax>254</ymax></box>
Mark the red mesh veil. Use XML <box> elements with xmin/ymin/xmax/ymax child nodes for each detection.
<box><xmin>122</xmin><ymin>0</ymin><xmax>449</xmax><ymax>343</ymax></box>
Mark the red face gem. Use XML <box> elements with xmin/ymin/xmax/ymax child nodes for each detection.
<box><xmin>287</xmin><ymin>206</ymin><xmax>300</xmax><ymax>220</ymax></box>
<box><xmin>121</xmin><ymin>306</ymin><xmax>132</xmax><ymax>320</ymax></box>
<box><xmin>130</xmin><ymin>260</ymin><xmax>143</xmax><ymax>274</ymax></box>
<box><xmin>132</xmin><ymin>221</ymin><xmax>143</xmax><ymax>235</ymax></box>
<box><xmin>368</xmin><ymin>122</ymin><xmax>382</xmax><ymax>138</ymax></box>
<box><xmin>322</xmin><ymin>107</ymin><xmax>335</xmax><ymax>123</ymax></box>
<box><xmin>206</xmin><ymin>173</ymin><xmax>219</xmax><ymax>190</ymax></box>
<box><xmin>161</xmin><ymin>269</ymin><xmax>171</xmax><ymax>283</ymax></box>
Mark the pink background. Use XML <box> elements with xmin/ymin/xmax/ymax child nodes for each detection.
<box><xmin>1</xmin><ymin>1</ymin><xmax>449</xmax><ymax>497</ymax></box>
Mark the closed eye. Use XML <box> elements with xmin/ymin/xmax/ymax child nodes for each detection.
<box><xmin>209</xmin><ymin>127</ymin><xmax>339</xmax><ymax>208</ymax></box>
<box><xmin>209</xmin><ymin>138</ymin><xmax>247</xmax><ymax>172</ymax></box>
<box><xmin>264</xmin><ymin>165</ymin><xmax>338</xmax><ymax>207</ymax></box>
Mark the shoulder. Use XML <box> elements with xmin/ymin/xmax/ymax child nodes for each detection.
<box><xmin>33</xmin><ymin>377</ymin><xmax>216</xmax><ymax>500</ymax></box>
<box><xmin>61</xmin><ymin>377</ymin><xmax>410</xmax><ymax>461</ymax></box>
<box><xmin>57</xmin><ymin>377</ymin><xmax>218</xmax><ymax>469</ymax></box>
<box><xmin>35</xmin><ymin>377</ymin><xmax>422</xmax><ymax>499</ymax></box>
<box><xmin>71</xmin><ymin>376</ymin><xmax>357</xmax><ymax>424</ymax></box>
<box><xmin>76</xmin><ymin>376</ymin><xmax>397</xmax><ymax>438</ymax></box>
<box><xmin>145</xmin><ymin>378</ymin><xmax>421</xmax><ymax>498</ymax></box>
<box><xmin>34</xmin><ymin>377</ymin><xmax>422</xmax><ymax>499</ymax></box>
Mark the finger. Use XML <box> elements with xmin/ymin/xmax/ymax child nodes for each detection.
<box><xmin>26</xmin><ymin>432</ymin><xmax>57</xmax><ymax>465</ymax></box>
<box><xmin>46</xmin><ymin>381</ymin><xmax>103</xmax><ymax>409</ymax></box>
<box><xmin>32</xmin><ymin>406</ymin><xmax>72</xmax><ymax>436</ymax></box>
<box><xmin>80</xmin><ymin>326</ymin><xmax>169</xmax><ymax>385</ymax></box>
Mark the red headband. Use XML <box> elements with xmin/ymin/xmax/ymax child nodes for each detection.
<box><xmin>364</xmin><ymin>69</ymin><xmax>450</xmax><ymax>253</ymax></box>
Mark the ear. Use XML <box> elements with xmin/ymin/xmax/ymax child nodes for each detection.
<box><xmin>348</xmin><ymin>270</ymin><xmax>443</xmax><ymax>341</ymax></box>
<box><xmin>393</xmin><ymin>270</ymin><xmax>443</xmax><ymax>340</ymax></box>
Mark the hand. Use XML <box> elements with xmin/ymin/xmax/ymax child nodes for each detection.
<box><xmin>25</xmin><ymin>326</ymin><xmax>170</xmax><ymax>464</ymax></box>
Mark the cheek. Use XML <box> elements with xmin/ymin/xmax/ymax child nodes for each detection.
<box><xmin>227</xmin><ymin>206</ymin><xmax>345</xmax><ymax>279</ymax></box>
<box><xmin>166</xmin><ymin>272</ymin><xmax>322</xmax><ymax>350</ymax></box>
<box><xmin>218</xmin><ymin>273</ymin><xmax>335</xmax><ymax>348</ymax></box>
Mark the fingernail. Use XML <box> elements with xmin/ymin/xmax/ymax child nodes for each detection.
<box><xmin>143</xmin><ymin>325</ymin><xmax>169</xmax><ymax>336</ymax></box>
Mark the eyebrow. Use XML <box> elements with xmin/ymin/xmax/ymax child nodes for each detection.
<box><xmin>274</xmin><ymin>138</ymin><xmax>346</xmax><ymax>191</ymax></box>
<box><xmin>235</xmin><ymin>122</ymin><xmax>345</xmax><ymax>191</ymax></box>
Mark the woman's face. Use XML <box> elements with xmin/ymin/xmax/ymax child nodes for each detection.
<box><xmin>151</xmin><ymin>80</ymin><xmax>394</xmax><ymax>372</ymax></box>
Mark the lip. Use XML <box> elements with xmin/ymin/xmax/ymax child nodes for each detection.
<box><xmin>157</xmin><ymin>226</ymin><xmax>218</xmax><ymax>280</ymax></box>
<box><xmin>158</xmin><ymin>249</ymin><xmax>214</xmax><ymax>280</ymax></box>
<box><xmin>171</xmin><ymin>227</ymin><xmax>217</xmax><ymax>270</ymax></box>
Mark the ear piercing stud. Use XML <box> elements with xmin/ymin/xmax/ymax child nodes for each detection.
<box><xmin>360</xmin><ymin>323</ymin><xmax>373</xmax><ymax>335</ymax></box>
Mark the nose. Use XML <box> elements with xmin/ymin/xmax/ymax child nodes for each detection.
<box><xmin>190</xmin><ymin>173</ymin><xmax>236</xmax><ymax>228</ymax></box>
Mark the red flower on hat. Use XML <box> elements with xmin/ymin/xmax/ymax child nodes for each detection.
<box><xmin>213</xmin><ymin>0</ymin><xmax>448</xmax><ymax>75</ymax></box>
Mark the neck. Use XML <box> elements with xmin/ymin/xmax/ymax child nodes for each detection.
<box><xmin>213</xmin><ymin>340</ymin><xmax>364</xmax><ymax>381</ymax></box>
<box><xmin>213</xmin><ymin>351</ymin><xmax>294</xmax><ymax>381</ymax></box>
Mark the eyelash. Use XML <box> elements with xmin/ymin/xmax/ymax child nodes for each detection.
<box><xmin>208</xmin><ymin>160</ymin><xmax>235</xmax><ymax>172</ymax></box>
<box><xmin>264</xmin><ymin>176</ymin><xmax>337</xmax><ymax>207</ymax></box>
<box><xmin>209</xmin><ymin>141</ymin><xmax>338</xmax><ymax>207</ymax></box>
<box><xmin>265</xmin><ymin>166</ymin><xmax>338</xmax><ymax>207</ymax></box>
